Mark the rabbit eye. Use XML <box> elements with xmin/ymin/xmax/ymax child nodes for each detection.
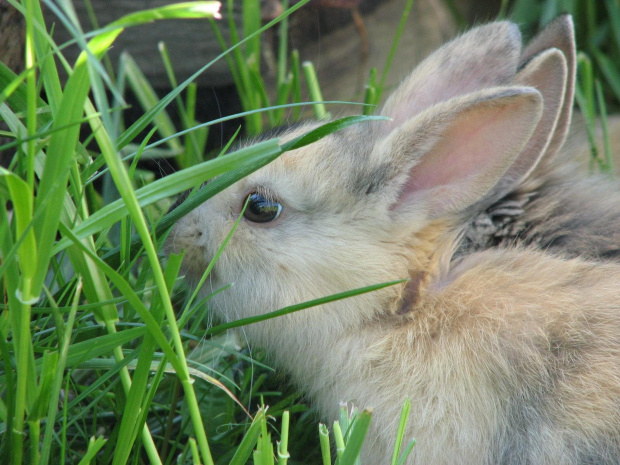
<box><xmin>243</xmin><ymin>192</ymin><xmax>282</xmax><ymax>223</ymax></box>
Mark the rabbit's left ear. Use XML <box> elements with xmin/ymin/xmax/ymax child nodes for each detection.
<box><xmin>471</xmin><ymin>16</ymin><xmax>575</xmax><ymax>205</ymax></box>
<box><xmin>481</xmin><ymin>48</ymin><xmax>568</xmax><ymax>202</ymax></box>
<box><xmin>521</xmin><ymin>15</ymin><xmax>576</xmax><ymax>164</ymax></box>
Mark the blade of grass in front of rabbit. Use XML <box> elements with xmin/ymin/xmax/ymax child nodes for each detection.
<box><xmin>180</xmin><ymin>196</ymin><xmax>251</xmax><ymax>324</ymax></box>
<box><xmin>205</xmin><ymin>279</ymin><xmax>406</xmax><ymax>336</ymax></box>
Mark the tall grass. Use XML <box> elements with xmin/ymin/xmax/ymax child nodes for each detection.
<box><xmin>0</xmin><ymin>0</ymin><xmax>411</xmax><ymax>463</ymax></box>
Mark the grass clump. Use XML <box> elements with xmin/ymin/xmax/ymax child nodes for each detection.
<box><xmin>0</xmin><ymin>1</ymin><xmax>403</xmax><ymax>463</ymax></box>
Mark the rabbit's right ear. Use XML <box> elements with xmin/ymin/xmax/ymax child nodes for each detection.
<box><xmin>369</xmin><ymin>87</ymin><xmax>543</xmax><ymax>222</ymax></box>
<box><xmin>379</xmin><ymin>21</ymin><xmax>522</xmax><ymax>133</ymax></box>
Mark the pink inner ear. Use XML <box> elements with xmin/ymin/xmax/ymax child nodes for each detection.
<box><xmin>405</xmin><ymin>110</ymin><xmax>500</xmax><ymax>193</ymax></box>
<box><xmin>392</xmin><ymin>90</ymin><xmax>542</xmax><ymax>218</ymax></box>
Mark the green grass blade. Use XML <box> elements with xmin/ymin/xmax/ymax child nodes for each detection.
<box><xmin>39</xmin><ymin>278</ymin><xmax>81</xmax><ymax>465</ymax></box>
<box><xmin>59</xmin><ymin>327</ymin><xmax>145</xmax><ymax>370</ymax></box>
<box><xmin>277</xmin><ymin>411</ymin><xmax>290</xmax><ymax>465</ymax></box>
<box><xmin>337</xmin><ymin>409</ymin><xmax>372</xmax><ymax>465</ymax></box>
<box><xmin>376</xmin><ymin>0</ymin><xmax>416</xmax><ymax>105</ymax></box>
<box><xmin>206</xmin><ymin>279</ymin><xmax>406</xmax><ymax>335</ymax></box>
<box><xmin>302</xmin><ymin>61</ymin><xmax>329</xmax><ymax>120</ymax></box>
<box><xmin>391</xmin><ymin>398</ymin><xmax>414</xmax><ymax>465</ymax></box>
<box><xmin>112</xmin><ymin>255</ymin><xmax>182</xmax><ymax>465</ymax></box>
<box><xmin>319</xmin><ymin>424</ymin><xmax>331</xmax><ymax>465</ymax></box>
<box><xmin>0</xmin><ymin>169</ymin><xmax>37</xmax><ymax>286</ymax></box>
<box><xmin>229</xmin><ymin>408</ymin><xmax>266</xmax><ymax>465</ymax></box>
<box><xmin>76</xmin><ymin>436</ymin><xmax>107</xmax><ymax>465</ymax></box>
<box><xmin>121</xmin><ymin>52</ymin><xmax>181</xmax><ymax>152</ymax></box>
<box><xmin>282</xmin><ymin>115</ymin><xmax>389</xmax><ymax>151</ymax></box>
<box><xmin>110</xmin><ymin>1</ymin><xmax>220</xmax><ymax>26</ymax></box>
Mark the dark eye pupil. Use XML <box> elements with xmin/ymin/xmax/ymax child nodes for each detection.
<box><xmin>244</xmin><ymin>193</ymin><xmax>282</xmax><ymax>223</ymax></box>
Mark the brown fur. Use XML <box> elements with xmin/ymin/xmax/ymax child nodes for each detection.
<box><xmin>168</xmin><ymin>16</ymin><xmax>620</xmax><ymax>464</ymax></box>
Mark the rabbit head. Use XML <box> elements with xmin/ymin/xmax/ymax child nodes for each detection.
<box><xmin>169</xmin><ymin>20</ymin><xmax>545</xmax><ymax>347</ymax></box>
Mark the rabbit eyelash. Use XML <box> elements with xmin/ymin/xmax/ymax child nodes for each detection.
<box><xmin>252</xmin><ymin>186</ymin><xmax>278</xmax><ymax>203</ymax></box>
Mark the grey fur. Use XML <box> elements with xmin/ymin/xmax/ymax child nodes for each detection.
<box><xmin>458</xmin><ymin>153</ymin><xmax>620</xmax><ymax>261</ymax></box>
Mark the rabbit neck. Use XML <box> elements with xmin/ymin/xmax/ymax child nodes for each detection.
<box><xmin>394</xmin><ymin>219</ymin><xmax>462</xmax><ymax>315</ymax></box>
<box><xmin>242</xmin><ymin>221</ymin><xmax>462</xmax><ymax>405</ymax></box>
<box><xmin>246</xmin><ymin>314</ymin><xmax>392</xmax><ymax>418</ymax></box>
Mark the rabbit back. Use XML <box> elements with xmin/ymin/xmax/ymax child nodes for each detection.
<box><xmin>458</xmin><ymin>148</ymin><xmax>620</xmax><ymax>261</ymax></box>
<box><xmin>362</xmin><ymin>248</ymin><xmax>620</xmax><ymax>464</ymax></box>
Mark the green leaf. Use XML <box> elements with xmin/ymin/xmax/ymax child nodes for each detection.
<box><xmin>282</xmin><ymin>115</ymin><xmax>389</xmax><ymax>152</ymax></box>
<box><xmin>120</xmin><ymin>52</ymin><xmax>181</xmax><ymax>152</ymax></box>
<box><xmin>0</xmin><ymin>168</ymin><xmax>37</xmax><ymax>286</ymax></box>
<box><xmin>319</xmin><ymin>424</ymin><xmax>332</xmax><ymax>465</ymax></box>
<box><xmin>60</xmin><ymin>327</ymin><xmax>146</xmax><ymax>370</ymax></box>
<box><xmin>28</xmin><ymin>351</ymin><xmax>58</xmax><ymax>420</ymax></box>
<box><xmin>109</xmin><ymin>1</ymin><xmax>220</xmax><ymax>27</ymax></box>
<box><xmin>229</xmin><ymin>408</ymin><xmax>267</xmax><ymax>465</ymax></box>
<box><xmin>76</xmin><ymin>436</ymin><xmax>107</xmax><ymax>465</ymax></box>
<box><xmin>391</xmin><ymin>398</ymin><xmax>415</xmax><ymax>465</ymax></box>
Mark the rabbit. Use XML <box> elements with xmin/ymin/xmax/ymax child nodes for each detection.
<box><xmin>168</xmin><ymin>17</ymin><xmax>620</xmax><ymax>464</ymax></box>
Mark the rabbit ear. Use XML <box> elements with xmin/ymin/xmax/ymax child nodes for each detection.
<box><xmin>371</xmin><ymin>87</ymin><xmax>543</xmax><ymax>220</ymax></box>
<box><xmin>520</xmin><ymin>15</ymin><xmax>576</xmax><ymax>164</ymax></box>
<box><xmin>481</xmin><ymin>48</ymin><xmax>568</xmax><ymax>202</ymax></box>
<box><xmin>379</xmin><ymin>21</ymin><xmax>523</xmax><ymax>133</ymax></box>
